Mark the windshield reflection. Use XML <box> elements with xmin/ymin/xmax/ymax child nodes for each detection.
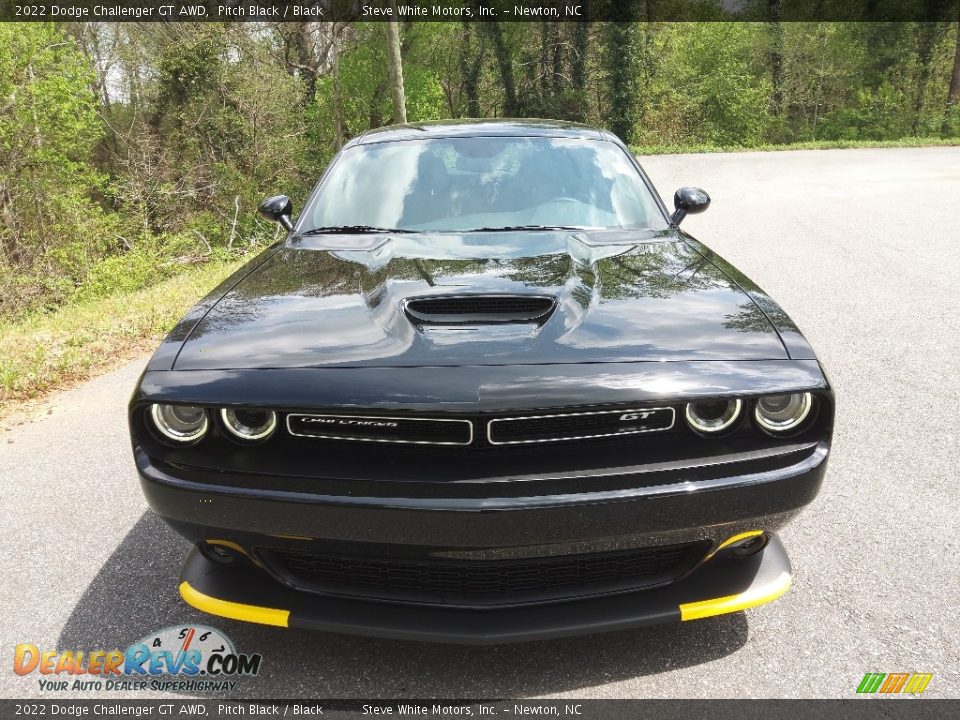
<box><xmin>303</xmin><ymin>137</ymin><xmax>668</xmax><ymax>233</ymax></box>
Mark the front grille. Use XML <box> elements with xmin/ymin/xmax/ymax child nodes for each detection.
<box><xmin>264</xmin><ymin>541</ymin><xmax>709</xmax><ymax>606</ymax></box>
<box><xmin>285</xmin><ymin>406</ymin><xmax>680</xmax><ymax>447</ymax></box>
<box><xmin>488</xmin><ymin>407</ymin><xmax>676</xmax><ymax>444</ymax></box>
<box><xmin>286</xmin><ymin>413</ymin><xmax>472</xmax><ymax>445</ymax></box>
<box><xmin>405</xmin><ymin>295</ymin><xmax>556</xmax><ymax>324</ymax></box>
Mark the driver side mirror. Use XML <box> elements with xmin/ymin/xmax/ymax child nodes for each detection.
<box><xmin>258</xmin><ymin>195</ymin><xmax>294</xmax><ymax>231</ymax></box>
<box><xmin>670</xmin><ymin>187</ymin><xmax>710</xmax><ymax>226</ymax></box>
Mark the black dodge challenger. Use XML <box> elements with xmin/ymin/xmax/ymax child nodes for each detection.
<box><xmin>130</xmin><ymin>120</ymin><xmax>832</xmax><ymax>643</ymax></box>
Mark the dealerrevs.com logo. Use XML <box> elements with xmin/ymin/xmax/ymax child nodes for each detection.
<box><xmin>13</xmin><ymin>625</ymin><xmax>262</xmax><ymax>693</ymax></box>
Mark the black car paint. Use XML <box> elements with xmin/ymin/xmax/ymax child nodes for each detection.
<box><xmin>130</xmin><ymin>120</ymin><xmax>832</xmax><ymax>641</ymax></box>
<box><xmin>166</xmin><ymin>233</ymin><xmax>794</xmax><ymax>371</ymax></box>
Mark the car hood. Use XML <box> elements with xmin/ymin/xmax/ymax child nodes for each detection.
<box><xmin>173</xmin><ymin>230</ymin><xmax>788</xmax><ymax>369</ymax></box>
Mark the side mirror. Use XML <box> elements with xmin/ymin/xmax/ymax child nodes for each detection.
<box><xmin>670</xmin><ymin>187</ymin><xmax>710</xmax><ymax>226</ymax></box>
<box><xmin>258</xmin><ymin>195</ymin><xmax>294</xmax><ymax>231</ymax></box>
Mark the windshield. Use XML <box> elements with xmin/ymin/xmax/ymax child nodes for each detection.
<box><xmin>302</xmin><ymin>136</ymin><xmax>668</xmax><ymax>233</ymax></box>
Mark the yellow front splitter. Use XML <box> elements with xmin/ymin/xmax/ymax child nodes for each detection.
<box><xmin>679</xmin><ymin>569</ymin><xmax>792</xmax><ymax>621</ymax></box>
<box><xmin>179</xmin><ymin>580</ymin><xmax>290</xmax><ymax>628</ymax></box>
<box><xmin>175</xmin><ymin>535</ymin><xmax>794</xmax><ymax>642</ymax></box>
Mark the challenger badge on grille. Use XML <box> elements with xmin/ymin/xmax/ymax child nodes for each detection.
<box><xmin>286</xmin><ymin>414</ymin><xmax>473</xmax><ymax>445</ymax></box>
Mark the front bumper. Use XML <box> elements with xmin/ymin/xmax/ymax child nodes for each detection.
<box><xmin>137</xmin><ymin>437</ymin><xmax>826</xmax><ymax>641</ymax></box>
<box><xmin>178</xmin><ymin>535</ymin><xmax>793</xmax><ymax>644</ymax></box>
<box><xmin>138</xmin><ymin>440</ymin><xmax>827</xmax><ymax>548</ymax></box>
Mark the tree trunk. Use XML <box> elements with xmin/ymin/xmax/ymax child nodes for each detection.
<box><xmin>293</xmin><ymin>23</ymin><xmax>317</xmax><ymax>101</ymax></box>
<box><xmin>768</xmin><ymin>0</ymin><xmax>784</xmax><ymax>115</ymax></box>
<box><xmin>913</xmin><ymin>23</ymin><xmax>939</xmax><ymax>132</ymax></box>
<box><xmin>0</xmin><ymin>184</ymin><xmax>20</xmax><ymax>265</ymax></box>
<box><xmin>551</xmin><ymin>21</ymin><xmax>563</xmax><ymax>103</ymax></box>
<box><xmin>539</xmin><ymin>21</ymin><xmax>550</xmax><ymax>116</ymax></box>
<box><xmin>913</xmin><ymin>2</ymin><xmax>954</xmax><ymax>133</ymax></box>
<box><xmin>603</xmin><ymin>20</ymin><xmax>639</xmax><ymax>144</ymax></box>
<box><xmin>571</xmin><ymin>21</ymin><xmax>589</xmax><ymax>121</ymax></box>
<box><xmin>484</xmin><ymin>22</ymin><xmax>518</xmax><ymax>116</ymax></box>
<box><xmin>368</xmin><ymin>80</ymin><xmax>387</xmax><ymax>128</ymax></box>
<box><xmin>460</xmin><ymin>23</ymin><xmax>483</xmax><ymax>118</ymax></box>
<box><xmin>948</xmin><ymin>17</ymin><xmax>960</xmax><ymax>110</ymax></box>
<box><xmin>385</xmin><ymin>12</ymin><xmax>407</xmax><ymax>124</ymax></box>
<box><xmin>331</xmin><ymin>25</ymin><xmax>345</xmax><ymax>150</ymax></box>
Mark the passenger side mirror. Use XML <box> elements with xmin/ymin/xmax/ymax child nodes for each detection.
<box><xmin>258</xmin><ymin>195</ymin><xmax>294</xmax><ymax>231</ymax></box>
<box><xmin>670</xmin><ymin>187</ymin><xmax>710</xmax><ymax>226</ymax></box>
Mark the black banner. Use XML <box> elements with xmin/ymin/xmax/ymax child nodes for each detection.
<box><xmin>1</xmin><ymin>0</ymin><xmax>960</xmax><ymax>23</ymax></box>
<box><xmin>0</xmin><ymin>700</ymin><xmax>958</xmax><ymax>719</ymax></box>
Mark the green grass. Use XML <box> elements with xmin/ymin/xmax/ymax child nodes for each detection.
<box><xmin>631</xmin><ymin>136</ymin><xmax>960</xmax><ymax>155</ymax></box>
<box><xmin>0</xmin><ymin>258</ymin><xmax>245</xmax><ymax>417</ymax></box>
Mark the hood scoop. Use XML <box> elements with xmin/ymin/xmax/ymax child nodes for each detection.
<box><xmin>404</xmin><ymin>294</ymin><xmax>557</xmax><ymax>326</ymax></box>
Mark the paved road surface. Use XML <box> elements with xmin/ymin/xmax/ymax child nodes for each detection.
<box><xmin>2</xmin><ymin>147</ymin><xmax>958</xmax><ymax>699</ymax></box>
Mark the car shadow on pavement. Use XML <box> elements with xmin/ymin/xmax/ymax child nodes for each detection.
<box><xmin>59</xmin><ymin>512</ymin><xmax>749</xmax><ymax>697</ymax></box>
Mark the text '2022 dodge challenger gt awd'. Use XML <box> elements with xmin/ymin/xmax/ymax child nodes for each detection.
<box><xmin>130</xmin><ymin>120</ymin><xmax>833</xmax><ymax>643</ymax></box>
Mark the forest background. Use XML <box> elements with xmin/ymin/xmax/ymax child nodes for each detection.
<box><xmin>2</xmin><ymin>11</ymin><xmax>959</xmax><ymax>409</ymax></box>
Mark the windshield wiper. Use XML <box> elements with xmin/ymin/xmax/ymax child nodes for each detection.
<box><xmin>465</xmin><ymin>225</ymin><xmax>588</xmax><ymax>232</ymax></box>
<box><xmin>298</xmin><ymin>225</ymin><xmax>412</xmax><ymax>235</ymax></box>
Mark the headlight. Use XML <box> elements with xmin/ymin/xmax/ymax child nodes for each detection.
<box><xmin>684</xmin><ymin>398</ymin><xmax>742</xmax><ymax>435</ymax></box>
<box><xmin>150</xmin><ymin>404</ymin><xmax>208</xmax><ymax>443</ymax></box>
<box><xmin>754</xmin><ymin>392</ymin><xmax>813</xmax><ymax>433</ymax></box>
<box><xmin>220</xmin><ymin>408</ymin><xmax>278</xmax><ymax>442</ymax></box>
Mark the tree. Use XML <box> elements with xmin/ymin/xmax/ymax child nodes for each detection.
<box><xmin>767</xmin><ymin>0</ymin><xmax>785</xmax><ymax>115</ymax></box>
<box><xmin>277</xmin><ymin>22</ymin><xmax>323</xmax><ymax>102</ymax></box>
<box><xmin>385</xmin><ymin>11</ymin><xmax>407</xmax><ymax>124</ymax></box>
<box><xmin>0</xmin><ymin>23</ymin><xmax>109</xmax><ymax>311</ymax></box>
<box><xmin>912</xmin><ymin>1</ymin><xmax>954</xmax><ymax>132</ymax></box>
<box><xmin>459</xmin><ymin>22</ymin><xmax>484</xmax><ymax>117</ymax></box>
<box><xmin>603</xmin><ymin>20</ymin><xmax>640</xmax><ymax>142</ymax></box>
<box><xmin>571</xmin><ymin>21</ymin><xmax>590</xmax><ymax>120</ymax></box>
<box><xmin>948</xmin><ymin>16</ymin><xmax>960</xmax><ymax>112</ymax></box>
<box><xmin>483</xmin><ymin>22</ymin><xmax>519</xmax><ymax>116</ymax></box>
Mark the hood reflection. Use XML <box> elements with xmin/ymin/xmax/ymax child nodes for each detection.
<box><xmin>175</xmin><ymin>233</ymin><xmax>789</xmax><ymax>370</ymax></box>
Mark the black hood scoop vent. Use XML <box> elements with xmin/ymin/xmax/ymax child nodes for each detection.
<box><xmin>404</xmin><ymin>294</ymin><xmax>557</xmax><ymax>326</ymax></box>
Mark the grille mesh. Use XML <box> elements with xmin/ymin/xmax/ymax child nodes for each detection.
<box><xmin>265</xmin><ymin>541</ymin><xmax>708</xmax><ymax>605</ymax></box>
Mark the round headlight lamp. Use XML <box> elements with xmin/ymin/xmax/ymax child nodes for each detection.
<box><xmin>754</xmin><ymin>392</ymin><xmax>813</xmax><ymax>433</ymax></box>
<box><xmin>684</xmin><ymin>398</ymin><xmax>742</xmax><ymax>435</ymax></box>
<box><xmin>220</xmin><ymin>408</ymin><xmax>278</xmax><ymax>442</ymax></box>
<box><xmin>150</xmin><ymin>404</ymin><xmax>208</xmax><ymax>443</ymax></box>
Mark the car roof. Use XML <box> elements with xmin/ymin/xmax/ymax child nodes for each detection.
<box><xmin>345</xmin><ymin>119</ymin><xmax>618</xmax><ymax>147</ymax></box>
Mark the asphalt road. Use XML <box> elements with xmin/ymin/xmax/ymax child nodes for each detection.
<box><xmin>2</xmin><ymin>147</ymin><xmax>958</xmax><ymax>699</ymax></box>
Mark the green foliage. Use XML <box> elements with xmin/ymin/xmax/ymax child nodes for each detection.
<box><xmin>2</xmin><ymin>19</ymin><xmax>959</xmax><ymax>327</ymax></box>
<box><xmin>156</xmin><ymin>33</ymin><xmax>224</xmax><ymax>106</ymax></box>
<box><xmin>313</xmin><ymin>23</ymin><xmax>447</xmax><ymax>148</ymax></box>
<box><xmin>818</xmin><ymin>82</ymin><xmax>912</xmax><ymax>140</ymax></box>
<box><xmin>0</xmin><ymin>23</ymin><xmax>111</xmax><ymax>312</ymax></box>
<box><xmin>690</xmin><ymin>24</ymin><xmax>773</xmax><ymax>145</ymax></box>
<box><xmin>118</xmin><ymin>26</ymin><xmax>309</xmax><ymax>239</ymax></box>
<box><xmin>943</xmin><ymin>104</ymin><xmax>960</xmax><ymax>136</ymax></box>
<box><xmin>317</xmin><ymin>25</ymin><xmax>392</xmax><ymax>138</ymax></box>
<box><xmin>403</xmin><ymin>66</ymin><xmax>447</xmax><ymax>122</ymax></box>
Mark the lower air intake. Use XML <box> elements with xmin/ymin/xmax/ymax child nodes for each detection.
<box><xmin>262</xmin><ymin>541</ymin><xmax>709</xmax><ymax>606</ymax></box>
